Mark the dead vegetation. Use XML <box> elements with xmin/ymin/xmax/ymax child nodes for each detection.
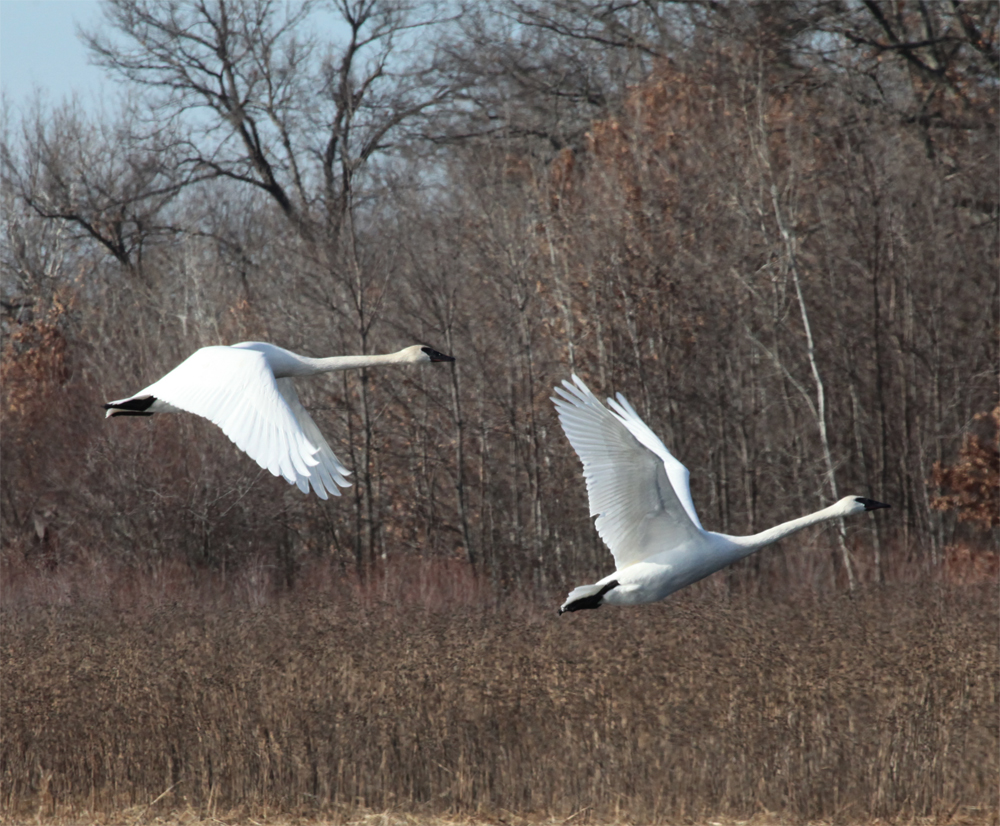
<box><xmin>1</xmin><ymin>564</ymin><xmax>996</xmax><ymax>825</ymax></box>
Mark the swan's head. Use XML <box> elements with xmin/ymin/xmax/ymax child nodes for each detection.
<box><xmin>836</xmin><ymin>496</ymin><xmax>890</xmax><ymax>516</ymax></box>
<box><xmin>403</xmin><ymin>345</ymin><xmax>455</xmax><ymax>364</ymax></box>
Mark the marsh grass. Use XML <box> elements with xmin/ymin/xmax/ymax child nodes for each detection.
<box><xmin>1</xmin><ymin>558</ymin><xmax>996</xmax><ymax>825</ymax></box>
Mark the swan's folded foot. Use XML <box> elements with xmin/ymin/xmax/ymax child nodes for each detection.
<box><xmin>104</xmin><ymin>396</ymin><xmax>157</xmax><ymax>417</ymax></box>
<box><xmin>558</xmin><ymin>580</ymin><xmax>620</xmax><ymax>615</ymax></box>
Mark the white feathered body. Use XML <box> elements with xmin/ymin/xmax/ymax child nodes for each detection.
<box><xmin>561</xmin><ymin>531</ymin><xmax>749</xmax><ymax>607</ymax></box>
<box><xmin>592</xmin><ymin>534</ymin><xmax>743</xmax><ymax>605</ymax></box>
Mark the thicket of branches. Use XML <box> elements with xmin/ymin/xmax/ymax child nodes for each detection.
<box><xmin>2</xmin><ymin>0</ymin><xmax>997</xmax><ymax>600</ymax></box>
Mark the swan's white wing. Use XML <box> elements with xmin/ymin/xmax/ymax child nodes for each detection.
<box><xmin>552</xmin><ymin>374</ymin><xmax>704</xmax><ymax>570</ymax></box>
<box><xmin>605</xmin><ymin>392</ymin><xmax>703</xmax><ymax>531</ymax></box>
<box><xmin>275</xmin><ymin>378</ymin><xmax>351</xmax><ymax>497</ymax></box>
<box><xmin>137</xmin><ymin>346</ymin><xmax>343</xmax><ymax>498</ymax></box>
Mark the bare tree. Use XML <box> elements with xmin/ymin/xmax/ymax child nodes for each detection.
<box><xmin>85</xmin><ymin>1</ymin><xmax>459</xmax><ymax>246</ymax></box>
<box><xmin>1</xmin><ymin>100</ymin><xmax>185</xmax><ymax>272</ymax></box>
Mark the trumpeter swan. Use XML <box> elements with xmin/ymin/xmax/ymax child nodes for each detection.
<box><xmin>104</xmin><ymin>342</ymin><xmax>455</xmax><ymax>499</ymax></box>
<box><xmin>552</xmin><ymin>374</ymin><xmax>888</xmax><ymax>613</ymax></box>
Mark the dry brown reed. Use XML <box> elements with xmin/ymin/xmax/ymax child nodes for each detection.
<box><xmin>1</xmin><ymin>559</ymin><xmax>996</xmax><ymax>825</ymax></box>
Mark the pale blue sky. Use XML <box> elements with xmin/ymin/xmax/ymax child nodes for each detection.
<box><xmin>1</xmin><ymin>0</ymin><xmax>108</xmax><ymax>108</ymax></box>
<box><xmin>1</xmin><ymin>1</ymin><xmax>361</xmax><ymax>112</ymax></box>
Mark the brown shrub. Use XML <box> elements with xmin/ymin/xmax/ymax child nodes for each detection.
<box><xmin>932</xmin><ymin>406</ymin><xmax>1000</xmax><ymax>531</ymax></box>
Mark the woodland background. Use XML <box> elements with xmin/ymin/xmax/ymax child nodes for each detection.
<box><xmin>1</xmin><ymin>1</ymin><xmax>998</xmax><ymax>823</ymax></box>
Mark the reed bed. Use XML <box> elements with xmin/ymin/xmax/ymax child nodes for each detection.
<box><xmin>1</xmin><ymin>565</ymin><xmax>996</xmax><ymax>825</ymax></box>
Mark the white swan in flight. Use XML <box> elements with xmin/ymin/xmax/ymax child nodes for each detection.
<box><xmin>104</xmin><ymin>342</ymin><xmax>455</xmax><ymax>499</ymax></box>
<box><xmin>552</xmin><ymin>374</ymin><xmax>888</xmax><ymax>614</ymax></box>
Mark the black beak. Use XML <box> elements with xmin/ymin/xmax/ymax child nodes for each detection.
<box><xmin>422</xmin><ymin>347</ymin><xmax>455</xmax><ymax>363</ymax></box>
<box><xmin>857</xmin><ymin>498</ymin><xmax>890</xmax><ymax>511</ymax></box>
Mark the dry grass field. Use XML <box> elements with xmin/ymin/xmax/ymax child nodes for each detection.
<box><xmin>1</xmin><ymin>561</ymin><xmax>997</xmax><ymax>826</ymax></box>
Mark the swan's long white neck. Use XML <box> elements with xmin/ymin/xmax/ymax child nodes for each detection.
<box><xmin>291</xmin><ymin>351</ymin><xmax>417</xmax><ymax>375</ymax></box>
<box><xmin>236</xmin><ymin>342</ymin><xmax>425</xmax><ymax>378</ymax></box>
<box><xmin>716</xmin><ymin>501</ymin><xmax>845</xmax><ymax>558</ymax></box>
